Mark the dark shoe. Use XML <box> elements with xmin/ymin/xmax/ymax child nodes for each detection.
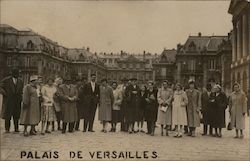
<box><xmin>88</xmin><ymin>130</ymin><xmax>95</xmax><ymax>132</ymax></box>
<box><xmin>129</xmin><ymin>131</ymin><xmax>133</xmax><ymax>134</ymax></box>
<box><xmin>151</xmin><ymin>133</ymin><xmax>154</xmax><ymax>136</ymax></box>
<box><xmin>178</xmin><ymin>135</ymin><xmax>182</xmax><ymax>138</ymax></box>
<box><xmin>140</xmin><ymin>130</ymin><xmax>145</xmax><ymax>133</ymax></box>
<box><xmin>41</xmin><ymin>132</ymin><xmax>45</xmax><ymax>135</ymax></box>
<box><xmin>24</xmin><ymin>131</ymin><xmax>29</xmax><ymax>137</ymax></box>
<box><xmin>82</xmin><ymin>130</ymin><xmax>86</xmax><ymax>132</ymax></box>
<box><xmin>58</xmin><ymin>127</ymin><xmax>62</xmax><ymax>131</ymax></box>
<box><xmin>45</xmin><ymin>130</ymin><xmax>51</xmax><ymax>133</ymax></box>
<box><xmin>101</xmin><ymin>129</ymin><xmax>104</xmax><ymax>132</ymax></box>
<box><xmin>234</xmin><ymin>136</ymin><xmax>239</xmax><ymax>139</ymax></box>
<box><xmin>62</xmin><ymin>130</ymin><xmax>66</xmax><ymax>134</ymax></box>
<box><xmin>30</xmin><ymin>131</ymin><xmax>36</xmax><ymax>135</ymax></box>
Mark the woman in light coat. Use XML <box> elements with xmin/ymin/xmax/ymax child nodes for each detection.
<box><xmin>157</xmin><ymin>80</ymin><xmax>173</xmax><ymax>136</ymax></box>
<box><xmin>111</xmin><ymin>82</ymin><xmax>123</xmax><ymax>132</ymax></box>
<box><xmin>53</xmin><ymin>77</ymin><xmax>63</xmax><ymax>130</ymax></box>
<box><xmin>40</xmin><ymin>78</ymin><xmax>57</xmax><ymax>135</ymax></box>
<box><xmin>20</xmin><ymin>75</ymin><xmax>41</xmax><ymax>136</ymax></box>
<box><xmin>99</xmin><ymin>79</ymin><xmax>114</xmax><ymax>133</ymax></box>
<box><xmin>229</xmin><ymin>83</ymin><xmax>247</xmax><ymax>139</ymax></box>
<box><xmin>186</xmin><ymin>80</ymin><xmax>201</xmax><ymax>137</ymax></box>
<box><xmin>172</xmin><ymin>83</ymin><xmax>188</xmax><ymax>138</ymax></box>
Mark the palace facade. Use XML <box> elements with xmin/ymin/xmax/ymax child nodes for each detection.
<box><xmin>228</xmin><ymin>0</ymin><xmax>250</xmax><ymax>93</ymax></box>
<box><xmin>0</xmin><ymin>24</ymin><xmax>232</xmax><ymax>91</ymax></box>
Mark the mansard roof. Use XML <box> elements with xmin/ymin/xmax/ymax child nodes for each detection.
<box><xmin>181</xmin><ymin>35</ymin><xmax>228</xmax><ymax>54</ymax></box>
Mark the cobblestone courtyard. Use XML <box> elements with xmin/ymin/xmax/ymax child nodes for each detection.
<box><xmin>1</xmin><ymin>109</ymin><xmax>249</xmax><ymax>161</ymax></box>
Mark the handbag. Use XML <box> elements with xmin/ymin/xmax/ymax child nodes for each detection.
<box><xmin>160</xmin><ymin>105</ymin><xmax>168</xmax><ymax>112</ymax></box>
<box><xmin>227</xmin><ymin>115</ymin><xmax>233</xmax><ymax>130</ymax></box>
<box><xmin>227</xmin><ymin>122</ymin><xmax>233</xmax><ymax>130</ymax></box>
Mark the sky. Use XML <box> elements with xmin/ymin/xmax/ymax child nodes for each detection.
<box><xmin>0</xmin><ymin>0</ymin><xmax>232</xmax><ymax>54</ymax></box>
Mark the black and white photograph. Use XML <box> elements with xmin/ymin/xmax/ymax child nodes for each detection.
<box><xmin>0</xmin><ymin>0</ymin><xmax>249</xmax><ymax>160</ymax></box>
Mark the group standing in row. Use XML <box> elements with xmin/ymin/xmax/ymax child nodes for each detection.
<box><xmin>0</xmin><ymin>69</ymin><xmax>248</xmax><ymax>139</ymax></box>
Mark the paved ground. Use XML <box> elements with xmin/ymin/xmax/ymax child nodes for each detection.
<box><xmin>0</xmin><ymin>108</ymin><xmax>250</xmax><ymax>161</ymax></box>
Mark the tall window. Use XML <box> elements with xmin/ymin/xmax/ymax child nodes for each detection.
<box><xmin>161</xmin><ymin>68</ymin><xmax>166</xmax><ymax>77</ymax></box>
<box><xmin>7</xmin><ymin>57</ymin><xmax>11</xmax><ymax>66</ymax></box>
<box><xmin>25</xmin><ymin>57</ymin><xmax>30</xmax><ymax>67</ymax></box>
<box><xmin>209</xmin><ymin>59</ymin><xmax>216</xmax><ymax>70</ymax></box>
<box><xmin>188</xmin><ymin>60</ymin><xmax>196</xmax><ymax>71</ymax></box>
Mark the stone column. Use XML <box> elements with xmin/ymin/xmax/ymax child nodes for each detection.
<box><xmin>152</xmin><ymin>70</ymin><xmax>155</xmax><ymax>82</ymax></box>
<box><xmin>232</xmin><ymin>26</ymin><xmax>237</xmax><ymax>62</ymax></box>
<box><xmin>242</xmin><ymin>13</ymin><xmax>248</xmax><ymax>58</ymax></box>
<box><xmin>37</xmin><ymin>58</ymin><xmax>43</xmax><ymax>76</ymax></box>
<box><xmin>248</xmin><ymin>10</ymin><xmax>250</xmax><ymax>57</ymax></box>
<box><xmin>176</xmin><ymin>62</ymin><xmax>181</xmax><ymax>83</ymax></box>
<box><xmin>237</xmin><ymin>18</ymin><xmax>242</xmax><ymax>60</ymax></box>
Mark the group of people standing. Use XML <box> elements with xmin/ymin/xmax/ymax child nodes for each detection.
<box><xmin>0</xmin><ymin>69</ymin><xmax>248</xmax><ymax>139</ymax></box>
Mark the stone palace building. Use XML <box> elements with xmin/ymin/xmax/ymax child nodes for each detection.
<box><xmin>0</xmin><ymin>24</ymin><xmax>232</xmax><ymax>91</ymax></box>
<box><xmin>228</xmin><ymin>0</ymin><xmax>250</xmax><ymax>93</ymax></box>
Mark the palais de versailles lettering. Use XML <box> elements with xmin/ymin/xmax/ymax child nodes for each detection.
<box><xmin>0</xmin><ymin>0</ymin><xmax>249</xmax><ymax>95</ymax></box>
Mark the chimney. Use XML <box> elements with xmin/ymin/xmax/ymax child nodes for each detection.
<box><xmin>86</xmin><ymin>47</ymin><xmax>90</xmax><ymax>52</ymax></box>
<box><xmin>143</xmin><ymin>50</ymin><xmax>146</xmax><ymax>54</ymax></box>
<box><xmin>121</xmin><ymin>50</ymin><xmax>123</xmax><ymax>54</ymax></box>
<box><xmin>198</xmin><ymin>32</ymin><xmax>202</xmax><ymax>37</ymax></box>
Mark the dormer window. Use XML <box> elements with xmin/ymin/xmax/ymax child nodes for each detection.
<box><xmin>188</xmin><ymin>41</ymin><xmax>196</xmax><ymax>51</ymax></box>
<box><xmin>27</xmin><ymin>40</ymin><xmax>34</xmax><ymax>50</ymax></box>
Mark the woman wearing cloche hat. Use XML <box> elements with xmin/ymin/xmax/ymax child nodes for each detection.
<box><xmin>20</xmin><ymin>75</ymin><xmax>41</xmax><ymax>137</ymax></box>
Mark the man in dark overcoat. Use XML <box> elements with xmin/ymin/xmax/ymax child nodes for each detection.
<box><xmin>0</xmin><ymin>69</ymin><xmax>23</xmax><ymax>133</ymax></box>
<box><xmin>74</xmin><ymin>77</ymin><xmax>87</xmax><ymax>131</ymax></box>
<box><xmin>83</xmin><ymin>74</ymin><xmax>100</xmax><ymax>132</ymax></box>
<box><xmin>201</xmin><ymin>83</ymin><xmax>213</xmax><ymax>135</ymax></box>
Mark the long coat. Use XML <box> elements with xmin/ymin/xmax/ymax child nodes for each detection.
<box><xmin>20</xmin><ymin>84</ymin><xmax>41</xmax><ymax>125</ymax></box>
<box><xmin>145</xmin><ymin>89</ymin><xmax>158</xmax><ymax>122</ymax></box>
<box><xmin>211</xmin><ymin>92</ymin><xmax>228</xmax><ymax>128</ymax></box>
<box><xmin>201</xmin><ymin>91</ymin><xmax>212</xmax><ymax>125</ymax></box>
<box><xmin>0</xmin><ymin>76</ymin><xmax>23</xmax><ymax>120</ymax></box>
<box><xmin>157</xmin><ymin>87</ymin><xmax>173</xmax><ymax>125</ymax></box>
<box><xmin>186</xmin><ymin>89</ymin><xmax>201</xmax><ymax>127</ymax></box>
<box><xmin>125</xmin><ymin>84</ymin><xmax>140</xmax><ymax>122</ymax></box>
<box><xmin>76</xmin><ymin>85</ymin><xmax>85</xmax><ymax>119</ymax></box>
<box><xmin>229</xmin><ymin>91</ymin><xmax>247</xmax><ymax>130</ymax></box>
<box><xmin>138</xmin><ymin>91</ymin><xmax>147</xmax><ymax>121</ymax></box>
<box><xmin>58</xmin><ymin>84</ymin><xmax>78</xmax><ymax>123</ymax></box>
<box><xmin>172</xmin><ymin>90</ymin><xmax>188</xmax><ymax>126</ymax></box>
<box><xmin>98</xmin><ymin>86</ymin><xmax>114</xmax><ymax>121</ymax></box>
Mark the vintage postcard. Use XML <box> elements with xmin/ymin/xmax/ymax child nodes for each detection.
<box><xmin>0</xmin><ymin>0</ymin><xmax>249</xmax><ymax>161</ymax></box>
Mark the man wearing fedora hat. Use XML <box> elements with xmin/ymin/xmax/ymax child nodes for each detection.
<box><xmin>124</xmin><ymin>78</ymin><xmax>140</xmax><ymax>133</ymax></box>
<box><xmin>57</xmin><ymin>75</ymin><xmax>78</xmax><ymax>133</ymax></box>
<box><xmin>0</xmin><ymin>68</ymin><xmax>23</xmax><ymax>133</ymax></box>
